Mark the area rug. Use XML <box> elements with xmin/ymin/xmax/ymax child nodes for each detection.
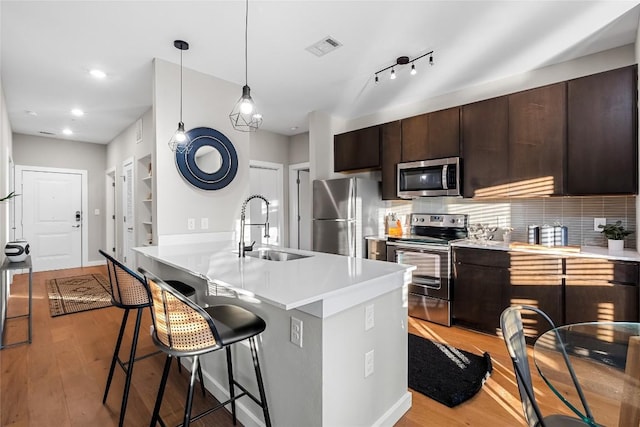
<box><xmin>46</xmin><ymin>273</ymin><xmax>112</xmax><ymax>317</ymax></box>
<box><xmin>408</xmin><ymin>333</ymin><xmax>493</xmax><ymax>408</ymax></box>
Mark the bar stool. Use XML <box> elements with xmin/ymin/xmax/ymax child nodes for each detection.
<box><xmin>99</xmin><ymin>250</ymin><xmax>204</xmax><ymax>426</ymax></box>
<box><xmin>140</xmin><ymin>268</ymin><xmax>272</xmax><ymax>427</ymax></box>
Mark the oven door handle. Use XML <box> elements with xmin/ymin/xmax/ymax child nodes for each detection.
<box><xmin>390</xmin><ymin>243</ymin><xmax>450</xmax><ymax>253</ymax></box>
<box><xmin>413</xmin><ymin>277</ymin><xmax>441</xmax><ymax>288</ymax></box>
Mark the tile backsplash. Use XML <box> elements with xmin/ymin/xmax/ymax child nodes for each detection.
<box><xmin>387</xmin><ymin>196</ymin><xmax>637</xmax><ymax>249</ymax></box>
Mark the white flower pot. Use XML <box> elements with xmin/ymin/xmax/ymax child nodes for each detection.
<box><xmin>608</xmin><ymin>239</ymin><xmax>624</xmax><ymax>252</ymax></box>
<box><xmin>4</xmin><ymin>239</ymin><xmax>30</xmax><ymax>262</ymax></box>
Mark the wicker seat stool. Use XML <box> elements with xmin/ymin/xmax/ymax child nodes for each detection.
<box><xmin>99</xmin><ymin>250</ymin><xmax>204</xmax><ymax>426</ymax></box>
<box><xmin>140</xmin><ymin>268</ymin><xmax>272</xmax><ymax>427</ymax></box>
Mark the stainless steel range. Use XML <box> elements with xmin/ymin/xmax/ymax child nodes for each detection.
<box><xmin>386</xmin><ymin>213</ymin><xmax>467</xmax><ymax>326</ymax></box>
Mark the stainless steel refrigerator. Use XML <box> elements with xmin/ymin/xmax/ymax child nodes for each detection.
<box><xmin>312</xmin><ymin>177</ymin><xmax>380</xmax><ymax>257</ymax></box>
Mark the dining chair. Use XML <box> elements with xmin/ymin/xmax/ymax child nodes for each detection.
<box><xmin>140</xmin><ymin>267</ymin><xmax>271</xmax><ymax>427</ymax></box>
<box><xmin>500</xmin><ymin>305</ymin><xmax>590</xmax><ymax>427</ymax></box>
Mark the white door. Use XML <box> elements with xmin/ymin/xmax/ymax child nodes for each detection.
<box><xmin>297</xmin><ymin>170</ymin><xmax>311</xmax><ymax>250</ymax></box>
<box><xmin>289</xmin><ymin>163</ymin><xmax>311</xmax><ymax>250</ymax></box>
<box><xmin>121</xmin><ymin>158</ymin><xmax>134</xmax><ymax>267</ymax></box>
<box><xmin>249</xmin><ymin>161</ymin><xmax>283</xmax><ymax>247</ymax></box>
<box><xmin>105</xmin><ymin>168</ymin><xmax>116</xmax><ymax>256</ymax></box>
<box><xmin>20</xmin><ymin>169</ymin><xmax>83</xmax><ymax>272</ymax></box>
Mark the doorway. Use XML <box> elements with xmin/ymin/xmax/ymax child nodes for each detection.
<box><xmin>15</xmin><ymin>166</ymin><xmax>87</xmax><ymax>272</ymax></box>
<box><xmin>249</xmin><ymin>161</ymin><xmax>284</xmax><ymax>247</ymax></box>
<box><xmin>289</xmin><ymin>162</ymin><xmax>311</xmax><ymax>250</ymax></box>
<box><xmin>105</xmin><ymin>167</ymin><xmax>116</xmax><ymax>257</ymax></box>
<box><xmin>121</xmin><ymin>158</ymin><xmax>134</xmax><ymax>267</ymax></box>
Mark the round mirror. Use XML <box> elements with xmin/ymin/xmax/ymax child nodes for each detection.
<box><xmin>175</xmin><ymin>127</ymin><xmax>238</xmax><ymax>191</ymax></box>
<box><xmin>194</xmin><ymin>145</ymin><xmax>222</xmax><ymax>174</ymax></box>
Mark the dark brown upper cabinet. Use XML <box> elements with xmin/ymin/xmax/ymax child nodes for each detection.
<box><xmin>401</xmin><ymin>107</ymin><xmax>460</xmax><ymax>162</ymax></box>
<box><xmin>461</xmin><ymin>96</ymin><xmax>509</xmax><ymax>198</ymax></box>
<box><xmin>333</xmin><ymin>125</ymin><xmax>381</xmax><ymax>172</ymax></box>
<box><xmin>381</xmin><ymin>121</ymin><xmax>402</xmax><ymax>200</ymax></box>
<box><xmin>567</xmin><ymin>65</ymin><xmax>638</xmax><ymax>195</ymax></box>
<box><xmin>508</xmin><ymin>82</ymin><xmax>566</xmax><ymax>197</ymax></box>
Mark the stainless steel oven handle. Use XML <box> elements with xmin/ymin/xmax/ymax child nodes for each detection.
<box><xmin>413</xmin><ymin>277</ymin><xmax>441</xmax><ymax>287</ymax></box>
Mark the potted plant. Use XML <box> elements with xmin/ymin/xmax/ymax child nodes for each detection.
<box><xmin>598</xmin><ymin>221</ymin><xmax>633</xmax><ymax>251</ymax></box>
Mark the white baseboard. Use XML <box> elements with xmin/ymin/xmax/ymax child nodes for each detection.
<box><xmin>372</xmin><ymin>391</ymin><xmax>412</xmax><ymax>427</ymax></box>
<box><xmin>84</xmin><ymin>260</ymin><xmax>106</xmax><ymax>267</ymax></box>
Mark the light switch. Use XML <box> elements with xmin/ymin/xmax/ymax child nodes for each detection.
<box><xmin>94</xmin><ymin>209</ymin><xmax>100</xmax><ymax>215</ymax></box>
<box><xmin>201</xmin><ymin>218</ymin><xmax>209</xmax><ymax>230</ymax></box>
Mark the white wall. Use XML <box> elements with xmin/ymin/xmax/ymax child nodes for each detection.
<box><xmin>289</xmin><ymin>132</ymin><xmax>309</xmax><ymax>165</ymax></box>
<box><xmin>0</xmin><ymin>77</ymin><xmax>12</xmax><ymax>260</ymax></box>
<box><xmin>153</xmin><ymin>58</ymin><xmax>249</xmax><ymax>238</ymax></box>
<box><xmin>12</xmin><ymin>134</ymin><xmax>107</xmax><ymax>263</ymax></box>
<box><xmin>106</xmin><ymin>108</ymin><xmax>154</xmax><ymax>259</ymax></box>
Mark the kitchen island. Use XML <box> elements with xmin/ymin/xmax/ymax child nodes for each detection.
<box><xmin>134</xmin><ymin>240</ymin><xmax>413</xmax><ymax>427</ymax></box>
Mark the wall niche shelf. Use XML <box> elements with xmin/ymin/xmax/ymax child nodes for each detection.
<box><xmin>138</xmin><ymin>154</ymin><xmax>154</xmax><ymax>246</ymax></box>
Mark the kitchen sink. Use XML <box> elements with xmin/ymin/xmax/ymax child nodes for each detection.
<box><xmin>245</xmin><ymin>248</ymin><xmax>311</xmax><ymax>261</ymax></box>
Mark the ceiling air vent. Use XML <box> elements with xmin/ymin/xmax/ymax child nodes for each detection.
<box><xmin>306</xmin><ymin>36</ymin><xmax>342</xmax><ymax>57</ymax></box>
<box><xmin>39</xmin><ymin>131</ymin><xmax>56</xmax><ymax>136</ymax></box>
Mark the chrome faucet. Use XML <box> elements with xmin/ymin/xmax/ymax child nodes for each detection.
<box><xmin>239</xmin><ymin>194</ymin><xmax>270</xmax><ymax>257</ymax></box>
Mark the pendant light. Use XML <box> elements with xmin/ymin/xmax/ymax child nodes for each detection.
<box><xmin>229</xmin><ymin>0</ymin><xmax>262</xmax><ymax>132</ymax></box>
<box><xmin>168</xmin><ymin>40</ymin><xmax>192</xmax><ymax>153</ymax></box>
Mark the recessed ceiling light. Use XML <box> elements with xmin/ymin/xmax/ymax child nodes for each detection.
<box><xmin>71</xmin><ymin>108</ymin><xmax>85</xmax><ymax>117</ymax></box>
<box><xmin>25</xmin><ymin>110</ymin><xmax>38</xmax><ymax>117</ymax></box>
<box><xmin>62</xmin><ymin>128</ymin><xmax>73</xmax><ymax>135</ymax></box>
<box><xmin>290</xmin><ymin>126</ymin><xmax>298</xmax><ymax>131</ymax></box>
<box><xmin>89</xmin><ymin>69</ymin><xmax>106</xmax><ymax>79</ymax></box>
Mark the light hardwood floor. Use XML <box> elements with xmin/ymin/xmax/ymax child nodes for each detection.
<box><xmin>1</xmin><ymin>266</ymin><xmax>576</xmax><ymax>426</ymax></box>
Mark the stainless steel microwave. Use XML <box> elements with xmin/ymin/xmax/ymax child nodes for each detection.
<box><xmin>397</xmin><ymin>157</ymin><xmax>461</xmax><ymax>198</ymax></box>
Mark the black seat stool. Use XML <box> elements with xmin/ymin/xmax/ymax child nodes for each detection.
<box><xmin>163</xmin><ymin>279</ymin><xmax>206</xmax><ymax>397</ymax></box>
<box><xmin>99</xmin><ymin>250</ymin><xmax>206</xmax><ymax>426</ymax></box>
<box><xmin>100</xmin><ymin>249</ymin><xmax>159</xmax><ymax>427</ymax></box>
<box><xmin>140</xmin><ymin>268</ymin><xmax>272</xmax><ymax>427</ymax></box>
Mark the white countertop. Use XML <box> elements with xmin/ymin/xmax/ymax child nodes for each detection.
<box><xmin>452</xmin><ymin>239</ymin><xmax>640</xmax><ymax>262</ymax></box>
<box><xmin>134</xmin><ymin>241</ymin><xmax>412</xmax><ymax>315</ymax></box>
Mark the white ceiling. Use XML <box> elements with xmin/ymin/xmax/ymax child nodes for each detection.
<box><xmin>2</xmin><ymin>1</ymin><xmax>640</xmax><ymax>144</ymax></box>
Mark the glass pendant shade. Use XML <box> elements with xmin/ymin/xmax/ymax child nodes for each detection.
<box><xmin>168</xmin><ymin>121</ymin><xmax>191</xmax><ymax>153</ymax></box>
<box><xmin>229</xmin><ymin>85</ymin><xmax>263</xmax><ymax>132</ymax></box>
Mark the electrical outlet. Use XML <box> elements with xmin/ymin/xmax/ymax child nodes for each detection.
<box><xmin>201</xmin><ymin>218</ymin><xmax>209</xmax><ymax>230</ymax></box>
<box><xmin>364</xmin><ymin>350</ymin><xmax>374</xmax><ymax>377</ymax></box>
<box><xmin>365</xmin><ymin>304</ymin><xmax>374</xmax><ymax>331</ymax></box>
<box><xmin>290</xmin><ymin>317</ymin><xmax>303</xmax><ymax>347</ymax></box>
<box><xmin>187</xmin><ymin>218</ymin><xmax>195</xmax><ymax>230</ymax></box>
<box><xmin>594</xmin><ymin>218</ymin><xmax>606</xmax><ymax>232</ymax></box>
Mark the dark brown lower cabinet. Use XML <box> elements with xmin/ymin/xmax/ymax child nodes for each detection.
<box><xmin>452</xmin><ymin>248</ymin><xmax>509</xmax><ymax>334</ymax></box>
<box><xmin>453</xmin><ymin>248</ymin><xmax>639</xmax><ymax>342</ymax></box>
<box><xmin>508</xmin><ymin>252</ymin><xmax>563</xmax><ymax>343</ymax></box>
<box><xmin>564</xmin><ymin>258</ymin><xmax>639</xmax><ymax>324</ymax></box>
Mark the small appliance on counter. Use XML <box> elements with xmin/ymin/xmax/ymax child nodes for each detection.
<box><xmin>528</xmin><ymin>223</ymin><xmax>568</xmax><ymax>246</ymax></box>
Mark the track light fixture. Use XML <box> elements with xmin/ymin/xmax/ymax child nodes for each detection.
<box><xmin>374</xmin><ymin>50</ymin><xmax>434</xmax><ymax>83</ymax></box>
<box><xmin>168</xmin><ymin>40</ymin><xmax>192</xmax><ymax>153</ymax></box>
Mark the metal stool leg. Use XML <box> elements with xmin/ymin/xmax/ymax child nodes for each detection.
<box><xmin>226</xmin><ymin>346</ymin><xmax>237</xmax><ymax>424</ymax></box>
<box><xmin>183</xmin><ymin>356</ymin><xmax>199</xmax><ymax>427</ymax></box>
<box><xmin>250</xmin><ymin>337</ymin><xmax>271</xmax><ymax>427</ymax></box>
<box><xmin>176</xmin><ymin>357</ymin><xmax>206</xmax><ymax>396</ymax></box>
<box><xmin>103</xmin><ymin>308</ymin><xmax>129</xmax><ymax>404</ymax></box>
<box><xmin>118</xmin><ymin>307</ymin><xmax>144</xmax><ymax>427</ymax></box>
<box><xmin>150</xmin><ymin>354</ymin><xmax>173</xmax><ymax>427</ymax></box>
